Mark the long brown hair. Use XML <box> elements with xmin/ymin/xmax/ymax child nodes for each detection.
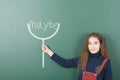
<box><xmin>78</xmin><ymin>32</ymin><xmax>109</xmax><ymax>69</ymax></box>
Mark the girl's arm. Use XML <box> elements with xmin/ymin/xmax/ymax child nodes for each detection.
<box><xmin>41</xmin><ymin>45</ymin><xmax>79</xmax><ymax>68</ymax></box>
<box><xmin>104</xmin><ymin>60</ymin><xmax>112</xmax><ymax>80</ymax></box>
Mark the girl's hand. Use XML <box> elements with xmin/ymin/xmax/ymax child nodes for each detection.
<box><xmin>41</xmin><ymin>45</ymin><xmax>54</xmax><ymax>57</ymax></box>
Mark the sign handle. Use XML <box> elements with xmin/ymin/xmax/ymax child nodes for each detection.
<box><xmin>42</xmin><ymin>39</ymin><xmax>44</xmax><ymax>68</ymax></box>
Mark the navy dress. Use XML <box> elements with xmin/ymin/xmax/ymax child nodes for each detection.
<box><xmin>51</xmin><ymin>52</ymin><xmax>112</xmax><ymax>80</ymax></box>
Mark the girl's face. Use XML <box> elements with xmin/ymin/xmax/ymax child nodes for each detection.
<box><xmin>88</xmin><ymin>36</ymin><xmax>100</xmax><ymax>54</ymax></box>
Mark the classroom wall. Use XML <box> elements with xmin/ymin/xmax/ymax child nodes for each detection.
<box><xmin>0</xmin><ymin>0</ymin><xmax>120</xmax><ymax>80</ymax></box>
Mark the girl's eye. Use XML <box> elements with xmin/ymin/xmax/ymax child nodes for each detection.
<box><xmin>94</xmin><ymin>42</ymin><xmax>98</xmax><ymax>45</ymax></box>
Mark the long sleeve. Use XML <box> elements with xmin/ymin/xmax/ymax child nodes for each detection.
<box><xmin>51</xmin><ymin>53</ymin><xmax>79</xmax><ymax>68</ymax></box>
<box><xmin>104</xmin><ymin>60</ymin><xmax>112</xmax><ymax>80</ymax></box>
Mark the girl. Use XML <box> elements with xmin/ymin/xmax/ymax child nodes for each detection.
<box><xmin>41</xmin><ymin>32</ymin><xmax>112</xmax><ymax>80</ymax></box>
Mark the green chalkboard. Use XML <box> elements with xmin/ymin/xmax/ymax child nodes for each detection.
<box><xmin>0</xmin><ymin>0</ymin><xmax>120</xmax><ymax>80</ymax></box>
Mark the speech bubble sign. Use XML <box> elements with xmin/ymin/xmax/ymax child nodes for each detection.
<box><xmin>27</xmin><ymin>20</ymin><xmax>60</xmax><ymax>68</ymax></box>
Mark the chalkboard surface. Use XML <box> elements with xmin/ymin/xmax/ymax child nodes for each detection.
<box><xmin>0</xmin><ymin>0</ymin><xmax>120</xmax><ymax>80</ymax></box>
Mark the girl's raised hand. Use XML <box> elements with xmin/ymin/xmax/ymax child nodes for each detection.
<box><xmin>41</xmin><ymin>45</ymin><xmax>54</xmax><ymax>57</ymax></box>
